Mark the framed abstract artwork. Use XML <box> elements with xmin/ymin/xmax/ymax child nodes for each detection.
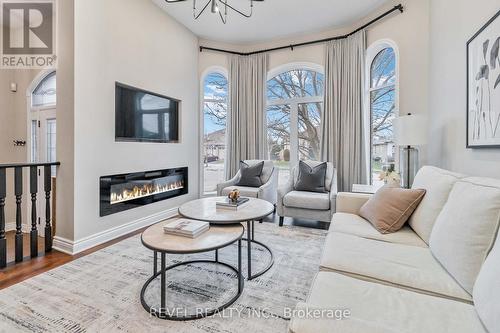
<box><xmin>467</xmin><ymin>9</ymin><xmax>500</xmax><ymax>148</ymax></box>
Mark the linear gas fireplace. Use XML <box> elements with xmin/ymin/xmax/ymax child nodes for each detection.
<box><xmin>100</xmin><ymin>167</ymin><xmax>188</xmax><ymax>217</ymax></box>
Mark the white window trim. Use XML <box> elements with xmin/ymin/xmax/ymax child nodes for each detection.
<box><xmin>266</xmin><ymin>63</ymin><xmax>324</xmax><ymax>169</ymax></box>
<box><xmin>365</xmin><ymin>39</ymin><xmax>400</xmax><ymax>184</ymax></box>
<box><xmin>200</xmin><ymin>66</ymin><xmax>229</xmax><ymax>197</ymax></box>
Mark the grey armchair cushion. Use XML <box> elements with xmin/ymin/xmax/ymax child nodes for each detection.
<box><xmin>244</xmin><ymin>160</ymin><xmax>274</xmax><ymax>184</ymax></box>
<box><xmin>294</xmin><ymin>161</ymin><xmax>327</xmax><ymax>193</ymax></box>
<box><xmin>294</xmin><ymin>160</ymin><xmax>335</xmax><ymax>192</ymax></box>
<box><xmin>284</xmin><ymin>191</ymin><xmax>331</xmax><ymax>210</ymax></box>
<box><xmin>237</xmin><ymin>161</ymin><xmax>264</xmax><ymax>187</ymax></box>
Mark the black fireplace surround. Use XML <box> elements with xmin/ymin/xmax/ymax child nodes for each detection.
<box><xmin>100</xmin><ymin>167</ymin><xmax>188</xmax><ymax>217</ymax></box>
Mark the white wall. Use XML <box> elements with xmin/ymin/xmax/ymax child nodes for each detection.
<box><xmin>0</xmin><ymin>68</ymin><xmax>42</xmax><ymax>228</ymax></box>
<box><xmin>428</xmin><ymin>0</ymin><xmax>500</xmax><ymax>177</ymax></box>
<box><xmin>72</xmin><ymin>0</ymin><xmax>199</xmax><ymax>243</ymax></box>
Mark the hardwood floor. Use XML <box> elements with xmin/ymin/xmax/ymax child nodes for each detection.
<box><xmin>0</xmin><ymin>228</ymin><xmax>146</xmax><ymax>290</ymax></box>
<box><xmin>0</xmin><ymin>213</ymin><xmax>327</xmax><ymax>290</ymax></box>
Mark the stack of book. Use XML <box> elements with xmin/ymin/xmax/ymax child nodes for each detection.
<box><xmin>163</xmin><ymin>219</ymin><xmax>210</xmax><ymax>238</ymax></box>
<box><xmin>216</xmin><ymin>197</ymin><xmax>250</xmax><ymax>210</ymax></box>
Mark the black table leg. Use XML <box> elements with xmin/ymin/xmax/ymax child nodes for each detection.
<box><xmin>215</xmin><ymin>249</ymin><xmax>219</xmax><ymax>263</ymax></box>
<box><xmin>238</xmin><ymin>239</ymin><xmax>242</xmax><ymax>293</ymax></box>
<box><xmin>247</xmin><ymin>221</ymin><xmax>252</xmax><ymax>279</ymax></box>
<box><xmin>153</xmin><ymin>251</ymin><xmax>158</xmax><ymax>275</ymax></box>
<box><xmin>251</xmin><ymin>220</ymin><xmax>255</xmax><ymax>241</ymax></box>
<box><xmin>160</xmin><ymin>252</ymin><xmax>166</xmax><ymax>311</ymax></box>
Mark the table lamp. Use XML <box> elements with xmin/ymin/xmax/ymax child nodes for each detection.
<box><xmin>393</xmin><ymin>113</ymin><xmax>427</xmax><ymax>188</ymax></box>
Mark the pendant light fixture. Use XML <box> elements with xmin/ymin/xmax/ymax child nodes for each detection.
<box><xmin>164</xmin><ymin>0</ymin><xmax>264</xmax><ymax>24</ymax></box>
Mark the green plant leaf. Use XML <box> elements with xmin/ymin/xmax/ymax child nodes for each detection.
<box><xmin>491</xmin><ymin>37</ymin><xmax>499</xmax><ymax>69</ymax></box>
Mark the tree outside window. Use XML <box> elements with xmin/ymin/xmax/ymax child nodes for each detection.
<box><xmin>369</xmin><ymin>47</ymin><xmax>397</xmax><ymax>184</ymax></box>
<box><xmin>266</xmin><ymin>68</ymin><xmax>324</xmax><ymax>185</ymax></box>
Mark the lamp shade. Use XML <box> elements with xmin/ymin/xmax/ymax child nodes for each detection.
<box><xmin>393</xmin><ymin>114</ymin><xmax>428</xmax><ymax>146</ymax></box>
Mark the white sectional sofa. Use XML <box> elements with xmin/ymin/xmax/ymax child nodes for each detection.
<box><xmin>289</xmin><ymin>166</ymin><xmax>500</xmax><ymax>333</ymax></box>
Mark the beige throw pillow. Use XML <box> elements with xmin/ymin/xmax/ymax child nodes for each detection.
<box><xmin>359</xmin><ymin>186</ymin><xmax>426</xmax><ymax>234</ymax></box>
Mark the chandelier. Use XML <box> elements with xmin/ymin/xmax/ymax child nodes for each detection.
<box><xmin>164</xmin><ymin>0</ymin><xmax>264</xmax><ymax>24</ymax></box>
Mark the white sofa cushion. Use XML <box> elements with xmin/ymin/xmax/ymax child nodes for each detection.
<box><xmin>408</xmin><ymin>166</ymin><xmax>464</xmax><ymax>243</ymax></box>
<box><xmin>284</xmin><ymin>191</ymin><xmax>330</xmax><ymax>210</ymax></box>
<box><xmin>473</xmin><ymin>228</ymin><xmax>500</xmax><ymax>333</ymax></box>
<box><xmin>329</xmin><ymin>213</ymin><xmax>427</xmax><ymax>247</ymax></box>
<box><xmin>289</xmin><ymin>272</ymin><xmax>485</xmax><ymax>333</ymax></box>
<box><xmin>320</xmin><ymin>232</ymin><xmax>471</xmax><ymax>302</ymax></box>
<box><xmin>430</xmin><ymin>177</ymin><xmax>500</xmax><ymax>294</ymax></box>
<box><xmin>221</xmin><ymin>186</ymin><xmax>260</xmax><ymax>198</ymax></box>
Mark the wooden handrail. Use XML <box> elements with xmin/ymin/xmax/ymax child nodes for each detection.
<box><xmin>0</xmin><ymin>162</ymin><xmax>60</xmax><ymax>169</ymax></box>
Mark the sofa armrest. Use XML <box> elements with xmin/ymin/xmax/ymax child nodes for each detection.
<box><xmin>216</xmin><ymin>172</ymin><xmax>241</xmax><ymax>196</ymax></box>
<box><xmin>277</xmin><ymin>175</ymin><xmax>294</xmax><ymax>215</ymax></box>
<box><xmin>335</xmin><ymin>192</ymin><xmax>372</xmax><ymax>214</ymax></box>
<box><xmin>258</xmin><ymin>167</ymin><xmax>279</xmax><ymax>204</ymax></box>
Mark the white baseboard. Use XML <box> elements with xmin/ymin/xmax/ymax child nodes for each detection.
<box><xmin>52</xmin><ymin>207</ymin><xmax>179</xmax><ymax>255</ymax></box>
<box><xmin>6</xmin><ymin>222</ymin><xmax>32</xmax><ymax>233</ymax></box>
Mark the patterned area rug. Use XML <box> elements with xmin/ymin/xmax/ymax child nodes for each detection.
<box><xmin>0</xmin><ymin>223</ymin><xmax>326</xmax><ymax>333</ymax></box>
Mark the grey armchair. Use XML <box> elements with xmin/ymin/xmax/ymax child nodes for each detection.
<box><xmin>217</xmin><ymin>160</ymin><xmax>279</xmax><ymax>207</ymax></box>
<box><xmin>277</xmin><ymin>161</ymin><xmax>337</xmax><ymax>226</ymax></box>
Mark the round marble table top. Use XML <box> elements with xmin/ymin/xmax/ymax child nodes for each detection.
<box><xmin>141</xmin><ymin>218</ymin><xmax>244</xmax><ymax>254</ymax></box>
<box><xmin>178</xmin><ymin>197</ymin><xmax>275</xmax><ymax>224</ymax></box>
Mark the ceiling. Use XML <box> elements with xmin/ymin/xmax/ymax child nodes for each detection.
<box><xmin>153</xmin><ymin>0</ymin><xmax>389</xmax><ymax>44</ymax></box>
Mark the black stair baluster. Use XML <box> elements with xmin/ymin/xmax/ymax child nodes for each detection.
<box><xmin>30</xmin><ymin>166</ymin><xmax>38</xmax><ymax>258</ymax></box>
<box><xmin>14</xmin><ymin>167</ymin><xmax>23</xmax><ymax>262</ymax></box>
<box><xmin>0</xmin><ymin>168</ymin><xmax>6</xmax><ymax>268</ymax></box>
<box><xmin>44</xmin><ymin>165</ymin><xmax>52</xmax><ymax>252</ymax></box>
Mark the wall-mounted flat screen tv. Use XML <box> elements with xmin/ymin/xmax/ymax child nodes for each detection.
<box><xmin>115</xmin><ymin>82</ymin><xmax>180</xmax><ymax>143</ymax></box>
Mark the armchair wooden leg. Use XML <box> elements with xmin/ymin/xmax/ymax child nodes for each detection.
<box><xmin>273</xmin><ymin>204</ymin><xmax>276</xmax><ymax>214</ymax></box>
<box><xmin>279</xmin><ymin>216</ymin><xmax>284</xmax><ymax>227</ymax></box>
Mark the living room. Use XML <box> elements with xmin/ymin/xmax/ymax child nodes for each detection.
<box><xmin>0</xmin><ymin>0</ymin><xmax>499</xmax><ymax>332</ymax></box>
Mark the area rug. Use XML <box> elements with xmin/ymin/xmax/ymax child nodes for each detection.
<box><xmin>0</xmin><ymin>223</ymin><xmax>327</xmax><ymax>333</ymax></box>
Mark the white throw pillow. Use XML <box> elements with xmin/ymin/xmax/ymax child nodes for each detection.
<box><xmin>429</xmin><ymin>177</ymin><xmax>500</xmax><ymax>294</ymax></box>
<box><xmin>473</xmin><ymin>228</ymin><xmax>500</xmax><ymax>333</ymax></box>
<box><xmin>409</xmin><ymin>166</ymin><xmax>464</xmax><ymax>244</ymax></box>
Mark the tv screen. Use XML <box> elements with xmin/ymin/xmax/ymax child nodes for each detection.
<box><xmin>115</xmin><ymin>83</ymin><xmax>179</xmax><ymax>143</ymax></box>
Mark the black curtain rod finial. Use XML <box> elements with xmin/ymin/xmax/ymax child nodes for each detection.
<box><xmin>396</xmin><ymin>4</ymin><xmax>404</xmax><ymax>13</ymax></box>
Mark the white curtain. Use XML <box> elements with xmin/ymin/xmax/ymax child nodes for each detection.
<box><xmin>320</xmin><ymin>30</ymin><xmax>368</xmax><ymax>192</ymax></box>
<box><xmin>227</xmin><ymin>53</ymin><xmax>268</xmax><ymax>178</ymax></box>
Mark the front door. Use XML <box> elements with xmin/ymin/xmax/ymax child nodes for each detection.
<box><xmin>30</xmin><ymin>108</ymin><xmax>56</xmax><ymax>231</ymax></box>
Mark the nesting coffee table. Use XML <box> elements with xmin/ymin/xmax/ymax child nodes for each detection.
<box><xmin>178</xmin><ymin>197</ymin><xmax>275</xmax><ymax>280</ymax></box>
<box><xmin>140</xmin><ymin>221</ymin><xmax>244</xmax><ymax>320</ymax></box>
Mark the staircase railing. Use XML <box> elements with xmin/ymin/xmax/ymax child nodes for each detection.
<box><xmin>0</xmin><ymin>162</ymin><xmax>60</xmax><ymax>268</ymax></box>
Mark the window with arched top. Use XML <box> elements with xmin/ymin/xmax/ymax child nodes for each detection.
<box><xmin>367</xmin><ymin>43</ymin><xmax>397</xmax><ymax>184</ymax></box>
<box><xmin>32</xmin><ymin>71</ymin><xmax>56</xmax><ymax>107</ymax></box>
<box><xmin>202</xmin><ymin>71</ymin><xmax>228</xmax><ymax>195</ymax></box>
<box><xmin>266</xmin><ymin>67</ymin><xmax>324</xmax><ymax>184</ymax></box>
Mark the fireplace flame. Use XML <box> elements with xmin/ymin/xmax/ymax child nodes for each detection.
<box><xmin>110</xmin><ymin>180</ymin><xmax>184</xmax><ymax>205</ymax></box>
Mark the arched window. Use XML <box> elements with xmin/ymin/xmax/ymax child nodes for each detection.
<box><xmin>32</xmin><ymin>71</ymin><xmax>56</xmax><ymax>107</ymax></box>
<box><xmin>202</xmin><ymin>71</ymin><xmax>228</xmax><ymax>195</ymax></box>
<box><xmin>367</xmin><ymin>42</ymin><xmax>397</xmax><ymax>184</ymax></box>
<box><xmin>266</xmin><ymin>66</ymin><xmax>324</xmax><ymax>184</ymax></box>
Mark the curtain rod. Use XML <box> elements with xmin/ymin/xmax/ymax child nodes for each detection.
<box><xmin>199</xmin><ymin>4</ymin><xmax>404</xmax><ymax>56</ymax></box>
